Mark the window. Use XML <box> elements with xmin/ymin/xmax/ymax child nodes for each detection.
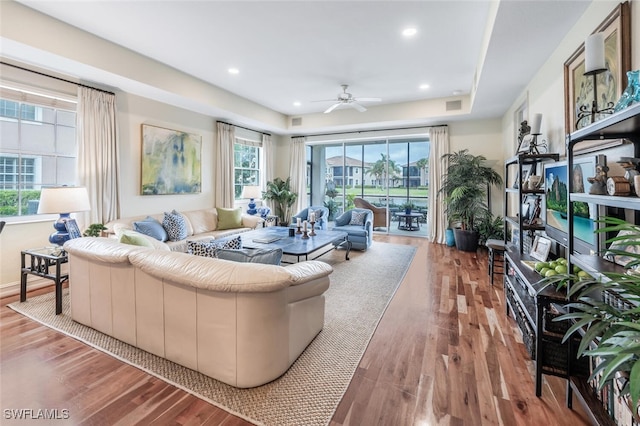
<box><xmin>234</xmin><ymin>141</ymin><xmax>261</xmax><ymax>198</ymax></box>
<box><xmin>0</xmin><ymin>97</ymin><xmax>76</xmax><ymax>217</ymax></box>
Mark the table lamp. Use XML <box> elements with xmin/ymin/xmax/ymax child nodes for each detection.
<box><xmin>37</xmin><ymin>186</ymin><xmax>91</xmax><ymax>245</ymax></box>
<box><xmin>241</xmin><ymin>185</ymin><xmax>262</xmax><ymax>215</ymax></box>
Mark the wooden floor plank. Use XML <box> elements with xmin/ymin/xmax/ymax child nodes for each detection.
<box><xmin>1</xmin><ymin>235</ymin><xmax>591</xmax><ymax>425</ymax></box>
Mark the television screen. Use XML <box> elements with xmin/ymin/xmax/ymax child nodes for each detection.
<box><xmin>544</xmin><ymin>157</ymin><xmax>598</xmax><ymax>254</ymax></box>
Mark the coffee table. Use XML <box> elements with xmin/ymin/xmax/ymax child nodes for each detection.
<box><xmin>241</xmin><ymin>227</ymin><xmax>351</xmax><ymax>262</ymax></box>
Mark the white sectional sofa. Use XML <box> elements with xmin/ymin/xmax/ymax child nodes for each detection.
<box><xmin>104</xmin><ymin>208</ymin><xmax>264</xmax><ymax>252</ymax></box>
<box><xmin>63</xmin><ymin>237</ymin><xmax>333</xmax><ymax>388</ymax></box>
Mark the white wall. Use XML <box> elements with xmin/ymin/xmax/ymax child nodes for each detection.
<box><xmin>117</xmin><ymin>92</ymin><xmax>216</xmax><ymax>217</ymax></box>
<box><xmin>502</xmin><ymin>0</ymin><xmax>639</xmax><ymax>157</ymax></box>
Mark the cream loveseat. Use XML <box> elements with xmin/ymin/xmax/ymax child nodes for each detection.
<box><xmin>105</xmin><ymin>208</ymin><xmax>264</xmax><ymax>252</ymax></box>
<box><xmin>63</xmin><ymin>237</ymin><xmax>333</xmax><ymax>388</ymax></box>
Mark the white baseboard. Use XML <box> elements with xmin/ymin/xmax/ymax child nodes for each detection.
<box><xmin>0</xmin><ymin>277</ymin><xmax>53</xmax><ymax>299</ymax></box>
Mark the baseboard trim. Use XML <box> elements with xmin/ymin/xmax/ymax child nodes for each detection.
<box><xmin>0</xmin><ymin>277</ymin><xmax>53</xmax><ymax>299</ymax></box>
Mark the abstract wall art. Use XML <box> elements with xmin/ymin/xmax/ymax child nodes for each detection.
<box><xmin>141</xmin><ymin>124</ymin><xmax>202</xmax><ymax>195</ymax></box>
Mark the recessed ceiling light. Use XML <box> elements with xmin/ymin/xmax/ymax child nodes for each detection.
<box><xmin>402</xmin><ymin>28</ymin><xmax>417</xmax><ymax>37</ymax></box>
<box><xmin>293</xmin><ymin>101</ymin><xmax>301</xmax><ymax>107</ymax></box>
<box><xmin>228</xmin><ymin>68</ymin><xmax>239</xmax><ymax>75</ymax></box>
<box><xmin>419</xmin><ymin>84</ymin><xmax>430</xmax><ymax>90</ymax></box>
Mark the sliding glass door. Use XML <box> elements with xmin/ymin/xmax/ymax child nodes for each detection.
<box><xmin>308</xmin><ymin>136</ymin><xmax>429</xmax><ymax>237</ymax></box>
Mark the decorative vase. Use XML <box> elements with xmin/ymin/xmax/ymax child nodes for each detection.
<box><xmin>445</xmin><ymin>228</ymin><xmax>455</xmax><ymax>247</ymax></box>
<box><xmin>613</xmin><ymin>70</ymin><xmax>640</xmax><ymax>112</ymax></box>
<box><xmin>405</xmin><ymin>208</ymin><xmax>411</xmax><ymax>214</ymax></box>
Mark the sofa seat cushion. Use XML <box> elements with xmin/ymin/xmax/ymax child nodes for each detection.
<box><xmin>336</xmin><ymin>225</ymin><xmax>368</xmax><ymax>237</ymax></box>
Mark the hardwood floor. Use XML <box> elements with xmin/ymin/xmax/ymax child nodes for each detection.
<box><xmin>0</xmin><ymin>235</ymin><xmax>590</xmax><ymax>425</ymax></box>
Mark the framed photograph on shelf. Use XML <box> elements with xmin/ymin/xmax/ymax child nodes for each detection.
<box><xmin>513</xmin><ymin>163</ymin><xmax>533</xmax><ymax>189</ymax></box>
<box><xmin>64</xmin><ymin>219</ymin><xmax>82</xmax><ymax>240</ymax></box>
<box><xmin>517</xmin><ymin>134</ymin><xmax>534</xmax><ymax>154</ymax></box>
<box><xmin>564</xmin><ymin>2</ymin><xmax>631</xmax><ymax>134</ymax></box>
<box><xmin>530</xmin><ymin>236</ymin><xmax>552</xmax><ymax>261</ymax></box>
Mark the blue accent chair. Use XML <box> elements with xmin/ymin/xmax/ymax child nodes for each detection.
<box><xmin>290</xmin><ymin>206</ymin><xmax>330</xmax><ymax>230</ymax></box>
<box><xmin>332</xmin><ymin>208</ymin><xmax>373</xmax><ymax>251</ymax></box>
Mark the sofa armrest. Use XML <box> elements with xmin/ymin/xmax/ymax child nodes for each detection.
<box><xmin>284</xmin><ymin>261</ymin><xmax>333</xmax><ymax>285</ymax></box>
<box><xmin>241</xmin><ymin>214</ymin><xmax>265</xmax><ymax>229</ymax></box>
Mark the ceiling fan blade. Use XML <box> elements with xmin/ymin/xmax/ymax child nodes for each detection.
<box><xmin>355</xmin><ymin>97</ymin><xmax>382</xmax><ymax>102</ymax></box>
<box><xmin>350</xmin><ymin>102</ymin><xmax>367</xmax><ymax>112</ymax></box>
<box><xmin>324</xmin><ymin>102</ymin><xmax>342</xmax><ymax>114</ymax></box>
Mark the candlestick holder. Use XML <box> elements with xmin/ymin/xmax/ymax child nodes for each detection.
<box><xmin>302</xmin><ymin>229</ymin><xmax>309</xmax><ymax>239</ymax></box>
<box><xmin>296</xmin><ymin>225</ymin><xmax>302</xmax><ymax>234</ymax></box>
<box><xmin>309</xmin><ymin>221</ymin><xmax>316</xmax><ymax>236</ymax></box>
<box><xmin>575</xmin><ymin>69</ymin><xmax>615</xmax><ymax>129</ymax></box>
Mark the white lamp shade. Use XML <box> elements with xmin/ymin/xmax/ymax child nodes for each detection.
<box><xmin>37</xmin><ymin>186</ymin><xmax>91</xmax><ymax>214</ymax></box>
<box><xmin>241</xmin><ymin>185</ymin><xmax>262</xmax><ymax>200</ymax></box>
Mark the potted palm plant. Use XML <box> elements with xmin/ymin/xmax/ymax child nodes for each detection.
<box><xmin>262</xmin><ymin>177</ymin><xmax>298</xmax><ymax>226</ymax></box>
<box><xmin>439</xmin><ymin>149</ymin><xmax>502</xmax><ymax>251</ymax></box>
<box><xmin>539</xmin><ymin>216</ymin><xmax>640</xmax><ymax>415</ymax></box>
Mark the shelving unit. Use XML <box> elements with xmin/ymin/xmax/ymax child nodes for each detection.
<box><xmin>565</xmin><ymin>102</ymin><xmax>640</xmax><ymax>425</ymax></box>
<box><xmin>504</xmin><ymin>153</ymin><xmax>559</xmax><ymax>254</ymax></box>
<box><xmin>503</xmin><ymin>152</ymin><xmax>566</xmax><ymax>397</ymax></box>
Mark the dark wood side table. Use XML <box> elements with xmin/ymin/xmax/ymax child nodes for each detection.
<box><xmin>21</xmin><ymin>247</ymin><xmax>69</xmax><ymax>315</ymax></box>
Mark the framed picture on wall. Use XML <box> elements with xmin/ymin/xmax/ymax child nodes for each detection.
<box><xmin>564</xmin><ymin>2</ymin><xmax>631</xmax><ymax>133</ymax></box>
<box><xmin>141</xmin><ymin>124</ymin><xmax>202</xmax><ymax>195</ymax></box>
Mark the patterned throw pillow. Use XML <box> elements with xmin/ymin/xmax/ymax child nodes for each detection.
<box><xmin>187</xmin><ymin>240</ymin><xmax>219</xmax><ymax>258</ymax></box>
<box><xmin>307</xmin><ymin>208</ymin><xmax>323</xmax><ymax>222</ymax></box>
<box><xmin>349</xmin><ymin>211</ymin><xmax>367</xmax><ymax>226</ymax></box>
<box><xmin>163</xmin><ymin>211</ymin><xmax>188</xmax><ymax>241</ymax></box>
<box><xmin>187</xmin><ymin>235</ymin><xmax>243</xmax><ymax>258</ymax></box>
<box><xmin>217</xmin><ymin>235</ymin><xmax>243</xmax><ymax>250</ymax></box>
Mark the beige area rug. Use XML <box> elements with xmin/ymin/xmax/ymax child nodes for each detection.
<box><xmin>9</xmin><ymin>242</ymin><xmax>416</xmax><ymax>426</ymax></box>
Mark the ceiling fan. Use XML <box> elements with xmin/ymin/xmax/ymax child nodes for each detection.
<box><xmin>313</xmin><ymin>84</ymin><xmax>382</xmax><ymax>113</ymax></box>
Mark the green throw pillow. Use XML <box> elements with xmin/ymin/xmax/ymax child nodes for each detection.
<box><xmin>216</xmin><ymin>207</ymin><xmax>242</xmax><ymax>230</ymax></box>
<box><xmin>119</xmin><ymin>232</ymin><xmax>155</xmax><ymax>248</ymax></box>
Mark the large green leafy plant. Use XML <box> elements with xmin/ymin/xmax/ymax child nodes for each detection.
<box><xmin>539</xmin><ymin>216</ymin><xmax>640</xmax><ymax>411</ymax></box>
<box><xmin>439</xmin><ymin>149</ymin><xmax>502</xmax><ymax>231</ymax></box>
<box><xmin>262</xmin><ymin>177</ymin><xmax>297</xmax><ymax>226</ymax></box>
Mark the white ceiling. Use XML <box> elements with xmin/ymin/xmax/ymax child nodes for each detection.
<box><xmin>12</xmin><ymin>0</ymin><xmax>591</xmax><ymax>133</ymax></box>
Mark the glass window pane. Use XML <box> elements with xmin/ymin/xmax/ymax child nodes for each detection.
<box><xmin>57</xmin><ymin>110</ymin><xmax>76</xmax><ymax>126</ymax></box>
<box><xmin>21</xmin><ymin>122</ymin><xmax>55</xmax><ymax>152</ymax></box>
<box><xmin>0</xmin><ymin>120</ymin><xmax>19</xmax><ymax>151</ymax></box>
<box><xmin>56</xmin><ymin>126</ymin><xmax>76</xmax><ymax>155</ymax></box>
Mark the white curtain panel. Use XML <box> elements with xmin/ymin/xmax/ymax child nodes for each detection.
<box><xmin>428</xmin><ymin>126</ymin><xmax>450</xmax><ymax>244</ymax></box>
<box><xmin>289</xmin><ymin>136</ymin><xmax>307</xmax><ymax>215</ymax></box>
<box><xmin>76</xmin><ymin>87</ymin><xmax>121</xmax><ymax>229</ymax></box>
<box><xmin>215</xmin><ymin>122</ymin><xmax>236</xmax><ymax>208</ymax></box>
<box><xmin>261</xmin><ymin>133</ymin><xmax>274</xmax><ymax>205</ymax></box>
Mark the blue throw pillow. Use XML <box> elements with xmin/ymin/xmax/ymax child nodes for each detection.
<box><xmin>217</xmin><ymin>248</ymin><xmax>283</xmax><ymax>265</ymax></box>
<box><xmin>163</xmin><ymin>211</ymin><xmax>188</xmax><ymax>241</ymax></box>
<box><xmin>133</xmin><ymin>216</ymin><xmax>168</xmax><ymax>241</ymax></box>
